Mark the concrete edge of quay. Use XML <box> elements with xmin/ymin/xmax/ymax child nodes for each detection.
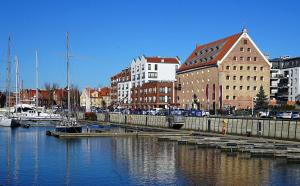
<box><xmin>77</xmin><ymin>112</ymin><xmax>300</xmax><ymax>143</ymax></box>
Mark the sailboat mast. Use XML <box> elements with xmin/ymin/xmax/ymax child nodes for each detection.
<box><xmin>15</xmin><ymin>56</ymin><xmax>19</xmax><ymax>106</ymax></box>
<box><xmin>6</xmin><ymin>36</ymin><xmax>11</xmax><ymax>112</ymax></box>
<box><xmin>36</xmin><ymin>50</ymin><xmax>39</xmax><ymax>107</ymax></box>
<box><xmin>66</xmin><ymin>32</ymin><xmax>71</xmax><ymax>120</ymax></box>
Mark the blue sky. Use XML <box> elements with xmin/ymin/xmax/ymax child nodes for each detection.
<box><xmin>0</xmin><ymin>0</ymin><xmax>299</xmax><ymax>90</ymax></box>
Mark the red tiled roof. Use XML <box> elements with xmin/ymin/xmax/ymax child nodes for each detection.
<box><xmin>178</xmin><ymin>32</ymin><xmax>242</xmax><ymax>72</ymax></box>
<box><xmin>99</xmin><ymin>87</ymin><xmax>110</xmax><ymax>96</ymax></box>
<box><xmin>145</xmin><ymin>57</ymin><xmax>179</xmax><ymax>64</ymax></box>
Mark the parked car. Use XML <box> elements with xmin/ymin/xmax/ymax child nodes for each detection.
<box><xmin>202</xmin><ymin>111</ymin><xmax>210</xmax><ymax>117</ymax></box>
<box><xmin>292</xmin><ymin>112</ymin><xmax>300</xmax><ymax>120</ymax></box>
<box><xmin>282</xmin><ymin>111</ymin><xmax>293</xmax><ymax>119</ymax></box>
<box><xmin>276</xmin><ymin>112</ymin><xmax>284</xmax><ymax>119</ymax></box>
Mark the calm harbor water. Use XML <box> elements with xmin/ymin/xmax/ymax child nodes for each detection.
<box><xmin>1</xmin><ymin>126</ymin><xmax>300</xmax><ymax>186</ymax></box>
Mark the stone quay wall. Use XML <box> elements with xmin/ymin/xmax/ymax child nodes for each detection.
<box><xmin>78</xmin><ymin>113</ymin><xmax>300</xmax><ymax>141</ymax></box>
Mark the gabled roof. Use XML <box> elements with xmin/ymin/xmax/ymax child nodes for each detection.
<box><xmin>145</xmin><ymin>56</ymin><xmax>180</xmax><ymax>64</ymax></box>
<box><xmin>178</xmin><ymin>32</ymin><xmax>243</xmax><ymax>72</ymax></box>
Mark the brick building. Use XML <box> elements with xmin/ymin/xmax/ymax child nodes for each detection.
<box><xmin>176</xmin><ymin>29</ymin><xmax>271</xmax><ymax>111</ymax></box>
<box><xmin>131</xmin><ymin>81</ymin><xmax>177</xmax><ymax>109</ymax></box>
<box><xmin>53</xmin><ymin>89</ymin><xmax>67</xmax><ymax>108</ymax></box>
<box><xmin>110</xmin><ymin>67</ymin><xmax>131</xmax><ymax>108</ymax></box>
<box><xmin>20</xmin><ymin>89</ymin><xmax>51</xmax><ymax>107</ymax></box>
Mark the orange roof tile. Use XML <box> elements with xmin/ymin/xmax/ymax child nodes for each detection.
<box><xmin>178</xmin><ymin>32</ymin><xmax>242</xmax><ymax>72</ymax></box>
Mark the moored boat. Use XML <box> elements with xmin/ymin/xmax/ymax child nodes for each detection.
<box><xmin>0</xmin><ymin>116</ymin><xmax>20</xmax><ymax>127</ymax></box>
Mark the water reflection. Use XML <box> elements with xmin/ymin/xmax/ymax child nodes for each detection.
<box><xmin>1</xmin><ymin>127</ymin><xmax>300</xmax><ymax>185</ymax></box>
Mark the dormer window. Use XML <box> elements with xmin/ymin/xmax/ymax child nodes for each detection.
<box><xmin>244</xmin><ymin>39</ymin><xmax>248</xmax><ymax>45</ymax></box>
<box><xmin>210</xmin><ymin>48</ymin><xmax>214</xmax><ymax>51</ymax></box>
<box><xmin>216</xmin><ymin>46</ymin><xmax>219</xmax><ymax>50</ymax></box>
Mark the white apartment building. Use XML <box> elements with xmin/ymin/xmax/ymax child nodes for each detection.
<box><xmin>270</xmin><ymin>56</ymin><xmax>300</xmax><ymax>105</ymax></box>
<box><xmin>130</xmin><ymin>55</ymin><xmax>180</xmax><ymax>88</ymax></box>
<box><xmin>117</xmin><ymin>81</ymin><xmax>132</xmax><ymax>105</ymax></box>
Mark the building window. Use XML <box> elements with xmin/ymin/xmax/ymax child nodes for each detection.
<box><xmin>148</xmin><ymin>72</ymin><xmax>157</xmax><ymax>78</ymax></box>
<box><xmin>226</xmin><ymin>95</ymin><xmax>229</xmax><ymax>100</ymax></box>
<box><xmin>247</xmin><ymin>76</ymin><xmax>250</xmax><ymax>81</ymax></box>
<box><xmin>233</xmin><ymin>96</ymin><xmax>236</xmax><ymax>100</ymax></box>
<box><xmin>254</xmin><ymin>66</ymin><xmax>257</xmax><ymax>71</ymax></box>
<box><xmin>226</xmin><ymin>75</ymin><xmax>230</xmax><ymax>80</ymax></box>
<box><xmin>233</xmin><ymin>56</ymin><xmax>237</xmax><ymax>61</ymax></box>
<box><xmin>233</xmin><ymin>86</ymin><xmax>236</xmax><ymax>90</ymax></box>
<box><xmin>260</xmin><ymin>66</ymin><xmax>263</xmax><ymax>71</ymax></box>
<box><xmin>247</xmin><ymin>86</ymin><xmax>250</xmax><ymax>90</ymax></box>
<box><xmin>155</xmin><ymin>64</ymin><xmax>158</xmax><ymax>70</ymax></box>
<box><xmin>254</xmin><ymin>57</ymin><xmax>257</xmax><ymax>61</ymax></box>
<box><xmin>233</xmin><ymin>66</ymin><xmax>237</xmax><ymax>70</ymax></box>
<box><xmin>240</xmin><ymin>86</ymin><xmax>243</xmax><ymax>90</ymax></box>
<box><xmin>260</xmin><ymin>76</ymin><xmax>264</xmax><ymax>81</ymax></box>
<box><xmin>240</xmin><ymin>57</ymin><xmax>244</xmax><ymax>61</ymax></box>
<box><xmin>233</xmin><ymin>76</ymin><xmax>236</xmax><ymax>80</ymax></box>
<box><xmin>247</xmin><ymin>57</ymin><xmax>251</xmax><ymax>61</ymax></box>
<box><xmin>148</xmin><ymin>64</ymin><xmax>151</xmax><ymax>70</ymax></box>
<box><xmin>240</xmin><ymin>76</ymin><xmax>243</xmax><ymax>80</ymax></box>
<box><xmin>244</xmin><ymin>39</ymin><xmax>248</xmax><ymax>45</ymax></box>
<box><xmin>247</xmin><ymin>66</ymin><xmax>250</xmax><ymax>70</ymax></box>
<box><xmin>240</xmin><ymin>66</ymin><xmax>243</xmax><ymax>70</ymax></box>
<box><xmin>240</xmin><ymin>47</ymin><xmax>244</xmax><ymax>52</ymax></box>
<box><xmin>226</xmin><ymin>85</ymin><xmax>230</xmax><ymax>90</ymax></box>
<box><xmin>254</xmin><ymin>76</ymin><xmax>257</xmax><ymax>81</ymax></box>
<box><xmin>226</xmin><ymin>66</ymin><xmax>230</xmax><ymax>70</ymax></box>
<box><xmin>247</xmin><ymin>48</ymin><xmax>251</xmax><ymax>52</ymax></box>
<box><xmin>253</xmin><ymin>86</ymin><xmax>257</xmax><ymax>90</ymax></box>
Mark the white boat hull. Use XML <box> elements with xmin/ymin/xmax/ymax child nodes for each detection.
<box><xmin>0</xmin><ymin>117</ymin><xmax>19</xmax><ymax>127</ymax></box>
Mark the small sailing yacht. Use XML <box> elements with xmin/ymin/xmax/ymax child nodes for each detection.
<box><xmin>55</xmin><ymin>32</ymin><xmax>82</xmax><ymax>133</ymax></box>
<box><xmin>0</xmin><ymin>36</ymin><xmax>20</xmax><ymax>127</ymax></box>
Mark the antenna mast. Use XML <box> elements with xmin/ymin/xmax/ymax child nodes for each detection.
<box><xmin>66</xmin><ymin>32</ymin><xmax>71</xmax><ymax>120</ymax></box>
<box><xmin>36</xmin><ymin>50</ymin><xmax>39</xmax><ymax>107</ymax></box>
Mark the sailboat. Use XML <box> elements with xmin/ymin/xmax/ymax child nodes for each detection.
<box><xmin>55</xmin><ymin>32</ymin><xmax>82</xmax><ymax>133</ymax></box>
<box><xmin>0</xmin><ymin>36</ymin><xmax>20</xmax><ymax>127</ymax></box>
<box><xmin>12</xmin><ymin>50</ymin><xmax>62</xmax><ymax>122</ymax></box>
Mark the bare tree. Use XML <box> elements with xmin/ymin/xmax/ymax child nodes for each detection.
<box><xmin>44</xmin><ymin>82</ymin><xmax>60</xmax><ymax>107</ymax></box>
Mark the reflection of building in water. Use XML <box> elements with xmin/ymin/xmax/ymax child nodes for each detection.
<box><xmin>176</xmin><ymin>145</ymin><xmax>271</xmax><ymax>185</ymax></box>
<box><xmin>111</xmin><ymin>137</ymin><xmax>177</xmax><ymax>185</ymax></box>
